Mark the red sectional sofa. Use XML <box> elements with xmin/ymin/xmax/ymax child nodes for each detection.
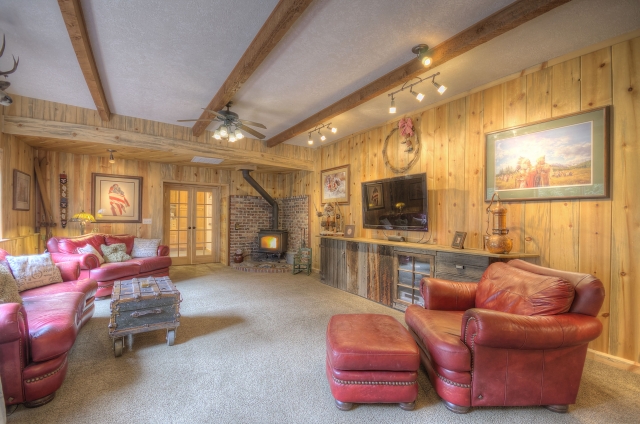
<box><xmin>0</xmin><ymin>248</ymin><xmax>98</xmax><ymax>407</ymax></box>
<box><xmin>46</xmin><ymin>234</ymin><xmax>171</xmax><ymax>298</ymax></box>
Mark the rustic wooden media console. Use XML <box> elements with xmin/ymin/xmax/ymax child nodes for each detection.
<box><xmin>319</xmin><ymin>236</ymin><xmax>538</xmax><ymax>311</ymax></box>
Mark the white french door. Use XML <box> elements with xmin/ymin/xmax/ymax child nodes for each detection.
<box><xmin>164</xmin><ymin>185</ymin><xmax>220</xmax><ymax>265</ymax></box>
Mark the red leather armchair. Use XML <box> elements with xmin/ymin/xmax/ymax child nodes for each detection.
<box><xmin>405</xmin><ymin>259</ymin><xmax>605</xmax><ymax>414</ymax></box>
<box><xmin>0</xmin><ymin>248</ymin><xmax>97</xmax><ymax>407</ymax></box>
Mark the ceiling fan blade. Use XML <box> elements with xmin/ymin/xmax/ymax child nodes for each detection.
<box><xmin>239</xmin><ymin>124</ymin><xmax>266</xmax><ymax>140</ymax></box>
<box><xmin>238</xmin><ymin>119</ymin><xmax>267</xmax><ymax>129</ymax></box>
<box><xmin>202</xmin><ymin>109</ymin><xmax>227</xmax><ymax>120</ymax></box>
<box><xmin>177</xmin><ymin>119</ymin><xmax>214</xmax><ymax>122</ymax></box>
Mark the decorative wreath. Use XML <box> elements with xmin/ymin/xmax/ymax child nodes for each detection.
<box><xmin>382</xmin><ymin>117</ymin><xmax>420</xmax><ymax>174</ymax></box>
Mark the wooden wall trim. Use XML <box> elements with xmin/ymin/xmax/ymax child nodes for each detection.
<box><xmin>586</xmin><ymin>349</ymin><xmax>640</xmax><ymax>375</ymax></box>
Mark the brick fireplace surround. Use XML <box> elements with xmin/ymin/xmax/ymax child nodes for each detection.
<box><xmin>229</xmin><ymin>195</ymin><xmax>309</xmax><ymax>263</ymax></box>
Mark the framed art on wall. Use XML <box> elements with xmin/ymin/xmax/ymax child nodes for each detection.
<box><xmin>321</xmin><ymin>165</ymin><xmax>349</xmax><ymax>204</ymax></box>
<box><xmin>485</xmin><ymin>107</ymin><xmax>609</xmax><ymax>201</ymax></box>
<box><xmin>92</xmin><ymin>173</ymin><xmax>143</xmax><ymax>223</ymax></box>
<box><xmin>13</xmin><ymin>169</ymin><xmax>30</xmax><ymax>211</ymax></box>
<box><xmin>364</xmin><ymin>182</ymin><xmax>384</xmax><ymax>210</ymax></box>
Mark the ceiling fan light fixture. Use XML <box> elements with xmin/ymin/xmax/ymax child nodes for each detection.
<box><xmin>228</xmin><ymin>133</ymin><xmax>236</xmax><ymax>142</ymax></box>
<box><xmin>213</xmin><ymin>129</ymin><xmax>222</xmax><ymax>140</ymax></box>
<box><xmin>219</xmin><ymin>125</ymin><xmax>229</xmax><ymax>137</ymax></box>
<box><xmin>107</xmin><ymin>149</ymin><xmax>116</xmax><ymax>164</ymax></box>
<box><xmin>234</xmin><ymin>129</ymin><xmax>243</xmax><ymax>139</ymax></box>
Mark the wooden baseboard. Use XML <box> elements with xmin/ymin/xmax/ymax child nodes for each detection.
<box><xmin>586</xmin><ymin>349</ymin><xmax>640</xmax><ymax>375</ymax></box>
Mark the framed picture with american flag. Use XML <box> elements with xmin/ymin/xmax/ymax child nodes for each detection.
<box><xmin>92</xmin><ymin>173</ymin><xmax>143</xmax><ymax>223</ymax></box>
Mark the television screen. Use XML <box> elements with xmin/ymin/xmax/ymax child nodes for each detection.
<box><xmin>361</xmin><ymin>173</ymin><xmax>428</xmax><ymax>231</ymax></box>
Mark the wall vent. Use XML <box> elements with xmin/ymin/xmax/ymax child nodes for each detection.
<box><xmin>191</xmin><ymin>156</ymin><xmax>224</xmax><ymax>164</ymax></box>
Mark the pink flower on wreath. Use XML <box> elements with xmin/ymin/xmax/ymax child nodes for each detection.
<box><xmin>398</xmin><ymin>117</ymin><xmax>414</xmax><ymax>138</ymax></box>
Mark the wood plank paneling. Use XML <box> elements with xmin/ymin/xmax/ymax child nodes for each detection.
<box><xmin>610</xmin><ymin>38</ymin><xmax>640</xmax><ymax>362</ymax></box>
<box><xmin>582</xmin><ymin>47</ymin><xmax>612</xmax><ymax>109</ymax></box>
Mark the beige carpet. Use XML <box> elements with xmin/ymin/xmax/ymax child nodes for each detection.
<box><xmin>7</xmin><ymin>264</ymin><xmax>640</xmax><ymax>423</ymax></box>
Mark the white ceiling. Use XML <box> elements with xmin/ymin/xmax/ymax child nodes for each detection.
<box><xmin>1</xmin><ymin>0</ymin><xmax>639</xmax><ymax>150</ymax></box>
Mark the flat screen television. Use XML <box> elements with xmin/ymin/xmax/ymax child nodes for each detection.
<box><xmin>361</xmin><ymin>173</ymin><xmax>428</xmax><ymax>231</ymax></box>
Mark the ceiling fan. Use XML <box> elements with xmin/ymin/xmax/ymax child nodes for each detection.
<box><xmin>178</xmin><ymin>102</ymin><xmax>267</xmax><ymax>141</ymax></box>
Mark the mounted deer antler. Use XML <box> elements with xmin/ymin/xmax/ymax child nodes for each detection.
<box><xmin>0</xmin><ymin>34</ymin><xmax>20</xmax><ymax>78</ymax></box>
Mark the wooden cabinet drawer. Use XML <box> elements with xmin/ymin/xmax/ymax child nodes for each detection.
<box><xmin>436</xmin><ymin>252</ymin><xmax>490</xmax><ymax>267</ymax></box>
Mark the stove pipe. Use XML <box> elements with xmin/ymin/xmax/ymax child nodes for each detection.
<box><xmin>241</xmin><ymin>169</ymin><xmax>278</xmax><ymax>230</ymax></box>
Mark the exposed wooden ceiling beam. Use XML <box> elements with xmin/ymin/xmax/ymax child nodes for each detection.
<box><xmin>266</xmin><ymin>0</ymin><xmax>571</xmax><ymax>147</ymax></box>
<box><xmin>58</xmin><ymin>0</ymin><xmax>111</xmax><ymax>121</ymax></box>
<box><xmin>3</xmin><ymin>116</ymin><xmax>314</xmax><ymax>171</ymax></box>
<box><xmin>192</xmin><ymin>0</ymin><xmax>314</xmax><ymax>137</ymax></box>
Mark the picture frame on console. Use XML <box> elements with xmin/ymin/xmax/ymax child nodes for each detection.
<box><xmin>92</xmin><ymin>173</ymin><xmax>143</xmax><ymax>223</ymax></box>
<box><xmin>321</xmin><ymin>165</ymin><xmax>349</xmax><ymax>204</ymax></box>
<box><xmin>485</xmin><ymin>107</ymin><xmax>609</xmax><ymax>201</ymax></box>
<box><xmin>12</xmin><ymin>169</ymin><xmax>31</xmax><ymax>211</ymax></box>
<box><xmin>451</xmin><ymin>231</ymin><xmax>466</xmax><ymax>249</ymax></box>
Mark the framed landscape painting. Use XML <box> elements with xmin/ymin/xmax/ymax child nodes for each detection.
<box><xmin>92</xmin><ymin>173</ymin><xmax>143</xmax><ymax>223</ymax></box>
<box><xmin>321</xmin><ymin>165</ymin><xmax>349</xmax><ymax>204</ymax></box>
<box><xmin>485</xmin><ymin>107</ymin><xmax>609</xmax><ymax>201</ymax></box>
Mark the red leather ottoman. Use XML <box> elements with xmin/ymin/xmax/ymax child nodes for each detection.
<box><xmin>326</xmin><ymin>314</ymin><xmax>420</xmax><ymax>411</ymax></box>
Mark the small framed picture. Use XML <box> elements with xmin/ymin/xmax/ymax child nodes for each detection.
<box><xmin>364</xmin><ymin>182</ymin><xmax>384</xmax><ymax>210</ymax></box>
<box><xmin>344</xmin><ymin>225</ymin><xmax>355</xmax><ymax>238</ymax></box>
<box><xmin>451</xmin><ymin>231</ymin><xmax>467</xmax><ymax>249</ymax></box>
<box><xmin>13</xmin><ymin>169</ymin><xmax>31</xmax><ymax>211</ymax></box>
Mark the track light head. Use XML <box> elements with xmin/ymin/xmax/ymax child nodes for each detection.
<box><xmin>328</xmin><ymin>125</ymin><xmax>337</xmax><ymax>134</ymax></box>
<box><xmin>308</xmin><ymin>133</ymin><xmax>313</xmax><ymax>145</ymax></box>
<box><xmin>432</xmin><ymin>78</ymin><xmax>447</xmax><ymax>94</ymax></box>
<box><xmin>389</xmin><ymin>96</ymin><xmax>396</xmax><ymax>114</ymax></box>
<box><xmin>412</xmin><ymin>44</ymin><xmax>431</xmax><ymax>67</ymax></box>
<box><xmin>107</xmin><ymin>149</ymin><xmax>116</xmax><ymax>164</ymax></box>
<box><xmin>410</xmin><ymin>89</ymin><xmax>425</xmax><ymax>102</ymax></box>
<box><xmin>319</xmin><ymin>131</ymin><xmax>326</xmax><ymax>141</ymax></box>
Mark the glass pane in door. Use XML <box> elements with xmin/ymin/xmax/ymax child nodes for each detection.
<box><xmin>194</xmin><ymin>190</ymin><xmax>214</xmax><ymax>257</ymax></box>
<box><xmin>169</xmin><ymin>189</ymin><xmax>189</xmax><ymax>258</ymax></box>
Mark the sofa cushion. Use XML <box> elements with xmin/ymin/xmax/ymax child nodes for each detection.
<box><xmin>476</xmin><ymin>262</ymin><xmax>575</xmax><ymax>316</ymax></box>
<box><xmin>0</xmin><ymin>264</ymin><xmax>22</xmax><ymax>305</ymax></box>
<box><xmin>77</xmin><ymin>244</ymin><xmax>105</xmax><ymax>264</ymax></box>
<box><xmin>101</xmin><ymin>243</ymin><xmax>132</xmax><ymax>263</ymax></box>
<box><xmin>125</xmin><ymin>256</ymin><xmax>172</xmax><ymax>273</ymax></box>
<box><xmin>57</xmin><ymin>234</ymin><xmax>104</xmax><ymax>254</ymax></box>
<box><xmin>405</xmin><ymin>306</ymin><xmax>470</xmax><ymax>372</ymax></box>
<box><xmin>89</xmin><ymin>262</ymin><xmax>141</xmax><ymax>282</ymax></box>
<box><xmin>23</xmin><ymin>292</ymin><xmax>85</xmax><ymax>362</ymax></box>
<box><xmin>20</xmin><ymin>278</ymin><xmax>98</xmax><ymax>309</ymax></box>
<box><xmin>131</xmin><ymin>238</ymin><xmax>161</xmax><ymax>258</ymax></box>
<box><xmin>6</xmin><ymin>253</ymin><xmax>63</xmax><ymax>292</ymax></box>
<box><xmin>105</xmin><ymin>235</ymin><xmax>135</xmax><ymax>255</ymax></box>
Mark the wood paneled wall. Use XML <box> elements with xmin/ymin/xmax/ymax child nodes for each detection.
<box><xmin>315</xmin><ymin>37</ymin><xmax>640</xmax><ymax>362</ymax></box>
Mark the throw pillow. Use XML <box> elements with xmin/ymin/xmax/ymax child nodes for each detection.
<box><xmin>0</xmin><ymin>264</ymin><xmax>22</xmax><ymax>304</ymax></box>
<box><xmin>131</xmin><ymin>238</ymin><xmax>161</xmax><ymax>258</ymax></box>
<box><xmin>105</xmin><ymin>235</ymin><xmax>135</xmax><ymax>255</ymax></box>
<box><xmin>100</xmin><ymin>243</ymin><xmax>132</xmax><ymax>263</ymax></box>
<box><xmin>5</xmin><ymin>253</ymin><xmax>63</xmax><ymax>292</ymax></box>
<box><xmin>77</xmin><ymin>244</ymin><xmax>105</xmax><ymax>264</ymax></box>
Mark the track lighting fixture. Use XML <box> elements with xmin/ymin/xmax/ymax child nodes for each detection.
<box><xmin>307</xmin><ymin>122</ymin><xmax>337</xmax><ymax>144</ymax></box>
<box><xmin>107</xmin><ymin>149</ymin><xmax>116</xmax><ymax>164</ymax></box>
<box><xmin>410</xmin><ymin>88</ymin><xmax>424</xmax><ymax>102</ymax></box>
<box><xmin>386</xmin><ymin>72</ymin><xmax>447</xmax><ymax>113</ymax></box>
<box><xmin>412</xmin><ymin>44</ymin><xmax>432</xmax><ymax>67</ymax></box>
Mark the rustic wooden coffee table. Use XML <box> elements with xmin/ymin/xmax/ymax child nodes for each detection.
<box><xmin>109</xmin><ymin>276</ymin><xmax>181</xmax><ymax>357</ymax></box>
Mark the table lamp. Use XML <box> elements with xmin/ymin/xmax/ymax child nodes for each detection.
<box><xmin>70</xmin><ymin>210</ymin><xmax>96</xmax><ymax>235</ymax></box>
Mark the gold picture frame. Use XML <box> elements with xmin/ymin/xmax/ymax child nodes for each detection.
<box><xmin>321</xmin><ymin>165</ymin><xmax>349</xmax><ymax>204</ymax></box>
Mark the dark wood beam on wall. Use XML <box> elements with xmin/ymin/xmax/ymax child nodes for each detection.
<box><xmin>191</xmin><ymin>0</ymin><xmax>314</xmax><ymax>137</ymax></box>
<box><xmin>58</xmin><ymin>0</ymin><xmax>111</xmax><ymax>121</ymax></box>
<box><xmin>266</xmin><ymin>0</ymin><xmax>571</xmax><ymax>147</ymax></box>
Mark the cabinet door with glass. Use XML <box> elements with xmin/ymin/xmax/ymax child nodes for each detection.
<box><xmin>393</xmin><ymin>251</ymin><xmax>434</xmax><ymax>310</ymax></box>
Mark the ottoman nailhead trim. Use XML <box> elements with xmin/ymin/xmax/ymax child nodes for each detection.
<box><xmin>435</xmin><ymin>372</ymin><xmax>471</xmax><ymax>388</ymax></box>
<box><xmin>333</xmin><ymin>376</ymin><xmax>416</xmax><ymax>386</ymax></box>
<box><xmin>25</xmin><ymin>357</ymin><xmax>68</xmax><ymax>383</ymax></box>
